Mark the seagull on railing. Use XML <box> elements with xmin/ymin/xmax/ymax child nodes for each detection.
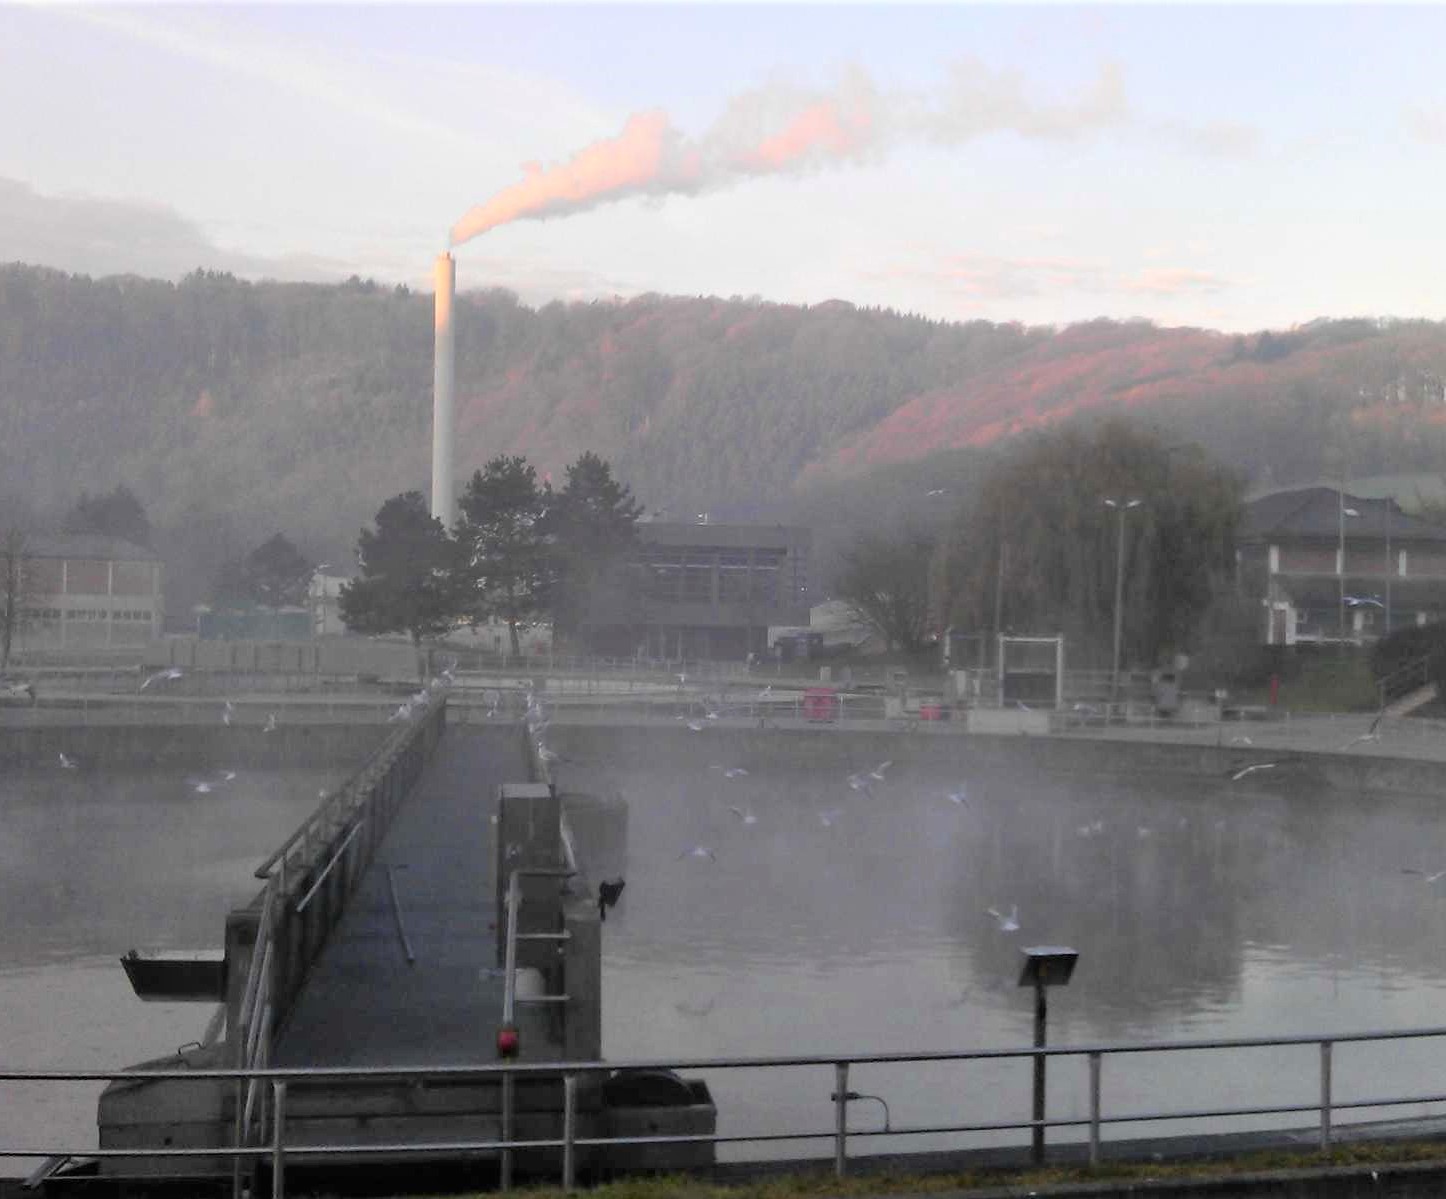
<box><xmin>388</xmin><ymin>702</ymin><xmax>413</xmax><ymax>722</ymax></box>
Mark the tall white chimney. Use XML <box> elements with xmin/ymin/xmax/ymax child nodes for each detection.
<box><xmin>431</xmin><ymin>251</ymin><xmax>456</xmax><ymax>528</ymax></box>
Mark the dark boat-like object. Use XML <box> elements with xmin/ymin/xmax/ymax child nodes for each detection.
<box><xmin>121</xmin><ymin>949</ymin><xmax>226</xmax><ymax>1002</ymax></box>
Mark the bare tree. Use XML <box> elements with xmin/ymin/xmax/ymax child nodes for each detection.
<box><xmin>0</xmin><ymin>528</ymin><xmax>34</xmax><ymax>670</ymax></box>
<box><xmin>834</xmin><ymin>529</ymin><xmax>936</xmax><ymax>655</ymax></box>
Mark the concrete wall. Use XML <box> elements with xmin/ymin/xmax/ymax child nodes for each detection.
<box><xmin>0</xmin><ymin>721</ymin><xmax>381</xmax><ymax>771</ymax></box>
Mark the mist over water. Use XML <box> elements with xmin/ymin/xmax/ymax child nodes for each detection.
<box><xmin>588</xmin><ymin>749</ymin><xmax>1446</xmax><ymax>1157</ymax></box>
<box><xmin>9</xmin><ymin>745</ymin><xmax>1446</xmax><ymax>1164</ymax></box>
<box><xmin>0</xmin><ymin>767</ymin><xmax>334</xmax><ymax>1162</ymax></box>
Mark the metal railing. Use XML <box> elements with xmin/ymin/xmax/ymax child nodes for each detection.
<box><xmin>226</xmin><ymin>693</ymin><xmax>449</xmax><ymax>1192</ymax></box>
<box><xmin>1377</xmin><ymin>653</ymin><xmax>1436</xmax><ymax>711</ymax></box>
<box><xmin>16</xmin><ymin>1022</ymin><xmax>1446</xmax><ymax>1197</ymax></box>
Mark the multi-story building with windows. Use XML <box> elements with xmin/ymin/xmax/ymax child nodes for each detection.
<box><xmin>15</xmin><ymin>534</ymin><xmax>163</xmax><ymax>652</ymax></box>
<box><xmin>1238</xmin><ymin>488</ymin><xmax>1446</xmax><ymax>645</ymax></box>
<box><xmin>595</xmin><ymin>522</ymin><xmax>811</xmax><ymax>660</ymax></box>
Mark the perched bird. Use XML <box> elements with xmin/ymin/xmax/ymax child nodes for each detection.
<box><xmin>1230</xmin><ymin>762</ymin><xmax>1278</xmax><ymax>781</ymax></box>
<box><xmin>57</xmin><ymin>752</ymin><xmax>78</xmax><ymax>770</ymax></box>
<box><xmin>597</xmin><ymin>877</ymin><xmax>626</xmax><ymax>921</ymax></box>
<box><xmin>263</xmin><ymin>713</ymin><xmax>278</xmax><ymax>734</ymax></box>
<box><xmin>677</xmin><ymin>845</ymin><xmax>717</xmax><ymax>861</ymax></box>
<box><xmin>685</xmin><ymin>720</ymin><xmax>705</xmax><ymax>733</ymax></box>
<box><xmin>388</xmin><ymin>702</ymin><xmax>413</xmax><ymax>723</ymax></box>
<box><xmin>4</xmin><ymin>680</ymin><xmax>36</xmax><ymax>702</ymax></box>
<box><xmin>986</xmin><ymin>905</ymin><xmax>1021</xmax><ymax>933</ymax></box>
<box><xmin>222</xmin><ymin>701</ymin><xmax>234</xmax><ymax>727</ymax></box>
<box><xmin>1228</xmin><ymin>735</ymin><xmax>1253</xmax><ymax>746</ymax></box>
<box><xmin>727</xmin><ymin>806</ymin><xmax>759</xmax><ymax>826</ymax></box>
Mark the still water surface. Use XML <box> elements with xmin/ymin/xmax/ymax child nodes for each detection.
<box><xmin>595</xmin><ymin>759</ymin><xmax>1446</xmax><ymax>1157</ymax></box>
<box><xmin>8</xmin><ymin>751</ymin><xmax>1446</xmax><ymax>1164</ymax></box>
<box><xmin>0</xmin><ymin>765</ymin><xmax>332</xmax><ymax>1163</ymax></box>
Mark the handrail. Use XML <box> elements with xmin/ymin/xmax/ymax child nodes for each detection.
<box><xmin>1376</xmin><ymin>652</ymin><xmax>1435</xmax><ymax>709</ymax></box>
<box><xmin>25</xmin><ymin>1021</ymin><xmax>1446</xmax><ymax>1197</ymax></box>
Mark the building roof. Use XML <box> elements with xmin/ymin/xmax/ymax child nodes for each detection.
<box><xmin>1242</xmin><ymin>488</ymin><xmax>1446</xmax><ymax>543</ymax></box>
<box><xmin>635</xmin><ymin>521</ymin><xmax>810</xmax><ymax>551</ymax></box>
<box><xmin>26</xmin><ymin>533</ymin><xmax>161</xmax><ymax>562</ymax></box>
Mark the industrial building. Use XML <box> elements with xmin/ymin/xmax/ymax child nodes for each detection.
<box><xmin>619</xmin><ymin>521</ymin><xmax>812</xmax><ymax>661</ymax></box>
<box><xmin>12</xmin><ymin>533</ymin><xmax>163</xmax><ymax>652</ymax></box>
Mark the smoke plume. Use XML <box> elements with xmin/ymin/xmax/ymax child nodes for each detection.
<box><xmin>450</xmin><ymin>60</ymin><xmax>1125</xmax><ymax>246</ymax></box>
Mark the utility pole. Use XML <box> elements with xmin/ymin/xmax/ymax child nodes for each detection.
<box><xmin>1104</xmin><ymin>499</ymin><xmax>1141</xmax><ymax>708</ymax></box>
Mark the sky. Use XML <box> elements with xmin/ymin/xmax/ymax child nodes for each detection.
<box><xmin>4</xmin><ymin>3</ymin><xmax>1446</xmax><ymax>331</ymax></box>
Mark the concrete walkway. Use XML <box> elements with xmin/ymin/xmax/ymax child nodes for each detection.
<box><xmin>272</xmin><ymin>725</ymin><xmax>554</xmax><ymax>1066</ymax></box>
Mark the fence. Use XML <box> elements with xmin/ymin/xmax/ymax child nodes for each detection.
<box><xmin>17</xmin><ymin>1023</ymin><xmax>1446</xmax><ymax>1196</ymax></box>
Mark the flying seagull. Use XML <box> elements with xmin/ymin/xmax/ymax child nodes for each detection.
<box><xmin>727</xmin><ymin>806</ymin><xmax>759</xmax><ymax>826</ymax></box>
<box><xmin>986</xmin><ymin>905</ymin><xmax>1021</xmax><ymax>933</ymax></box>
<box><xmin>57</xmin><ymin>752</ymin><xmax>78</xmax><ymax>770</ymax></box>
<box><xmin>944</xmin><ymin>787</ymin><xmax>969</xmax><ymax>806</ymax></box>
<box><xmin>846</xmin><ymin>772</ymin><xmax>873</xmax><ymax>795</ymax></box>
<box><xmin>1403</xmin><ymin>868</ymin><xmax>1446</xmax><ymax>884</ymax></box>
<box><xmin>867</xmin><ymin>760</ymin><xmax>893</xmax><ymax>782</ymax></box>
<box><xmin>139</xmin><ymin>667</ymin><xmax>183</xmax><ymax>691</ymax></box>
<box><xmin>1230</xmin><ymin>762</ymin><xmax>1278</xmax><ymax>781</ymax></box>
<box><xmin>677</xmin><ymin>845</ymin><xmax>717</xmax><ymax>861</ymax></box>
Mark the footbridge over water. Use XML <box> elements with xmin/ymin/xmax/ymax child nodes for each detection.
<box><xmin>90</xmin><ymin>693</ymin><xmax>713</xmax><ymax>1189</ymax></box>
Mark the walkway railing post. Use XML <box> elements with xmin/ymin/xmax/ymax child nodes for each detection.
<box><xmin>270</xmin><ymin>1080</ymin><xmax>287</xmax><ymax>1199</ymax></box>
<box><xmin>833</xmin><ymin>1062</ymin><xmax>849</xmax><ymax>1178</ymax></box>
<box><xmin>1088</xmin><ymin>1051</ymin><xmax>1102</xmax><ymax>1165</ymax></box>
<box><xmin>501</xmin><ymin>1070</ymin><xmax>515</xmax><ymax>1192</ymax></box>
<box><xmin>1319</xmin><ymin>1041</ymin><xmax>1333</xmax><ymax>1151</ymax></box>
<box><xmin>563</xmin><ymin>1072</ymin><xmax>577</xmax><ymax>1191</ymax></box>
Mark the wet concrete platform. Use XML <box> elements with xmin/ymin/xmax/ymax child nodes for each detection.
<box><xmin>272</xmin><ymin>725</ymin><xmax>558</xmax><ymax>1066</ymax></box>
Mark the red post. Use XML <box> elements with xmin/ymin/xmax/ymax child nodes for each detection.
<box><xmin>1269</xmin><ymin>674</ymin><xmax>1280</xmax><ymax>706</ymax></box>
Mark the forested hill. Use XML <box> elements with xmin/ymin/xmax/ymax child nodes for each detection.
<box><xmin>6</xmin><ymin>260</ymin><xmax>1446</xmax><ymax>608</ymax></box>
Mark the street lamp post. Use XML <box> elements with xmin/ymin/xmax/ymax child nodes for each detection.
<box><xmin>1018</xmin><ymin>947</ymin><xmax>1079</xmax><ymax>1166</ymax></box>
<box><xmin>1104</xmin><ymin>499</ymin><xmax>1141</xmax><ymax>708</ymax></box>
<box><xmin>1338</xmin><ymin>492</ymin><xmax>1360</xmax><ymax>645</ymax></box>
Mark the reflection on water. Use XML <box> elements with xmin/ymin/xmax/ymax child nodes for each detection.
<box><xmin>592</xmin><ymin>755</ymin><xmax>1446</xmax><ymax>1157</ymax></box>
<box><xmin>0</xmin><ymin>766</ymin><xmax>333</xmax><ymax>1159</ymax></box>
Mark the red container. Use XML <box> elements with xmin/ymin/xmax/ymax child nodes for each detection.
<box><xmin>803</xmin><ymin>687</ymin><xmax>839</xmax><ymax>722</ymax></box>
<box><xmin>919</xmin><ymin>703</ymin><xmax>949</xmax><ymax>721</ymax></box>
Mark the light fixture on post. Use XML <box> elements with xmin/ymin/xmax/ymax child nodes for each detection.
<box><xmin>1103</xmin><ymin>500</ymin><xmax>1142</xmax><ymax>710</ymax></box>
<box><xmin>1018</xmin><ymin>946</ymin><xmax>1078</xmax><ymax>1166</ymax></box>
<box><xmin>1338</xmin><ymin>494</ymin><xmax>1361</xmax><ymax>646</ymax></box>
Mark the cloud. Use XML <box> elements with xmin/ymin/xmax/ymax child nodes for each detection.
<box><xmin>865</xmin><ymin>254</ymin><xmax>1232</xmax><ymax>303</ymax></box>
<box><xmin>1157</xmin><ymin>120</ymin><xmax>1260</xmax><ymax>157</ymax></box>
<box><xmin>0</xmin><ymin>177</ymin><xmax>350</xmax><ymax>282</ymax></box>
<box><xmin>1118</xmin><ymin>268</ymin><xmax>1231</xmax><ymax>297</ymax></box>
<box><xmin>1405</xmin><ymin>107</ymin><xmax>1446</xmax><ymax>143</ymax></box>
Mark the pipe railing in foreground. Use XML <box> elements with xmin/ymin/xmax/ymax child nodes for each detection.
<box><xmin>23</xmin><ymin>1022</ymin><xmax>1446</xmax><ymax>1198</ymax></box>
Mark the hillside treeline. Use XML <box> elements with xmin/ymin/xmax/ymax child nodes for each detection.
<box><xmin>5</xmin><ymin>261</ymin><xmax>1446</xmax><ymax>617</ymax></box>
